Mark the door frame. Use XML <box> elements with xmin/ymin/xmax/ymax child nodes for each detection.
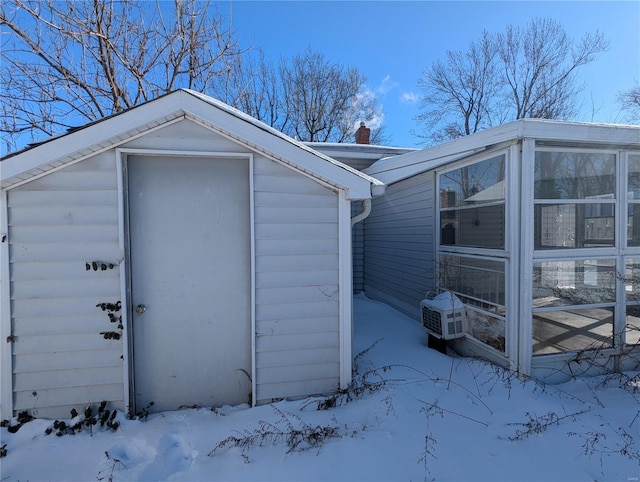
<box><xmin>116</xmin><ymin>148</ymin><xmax>255</xmax><ymax>416</ymax></box>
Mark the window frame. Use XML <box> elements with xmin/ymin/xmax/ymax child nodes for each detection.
<box><xmin>436</xmin><ymin>147</ymin><xmax>512</xmax><ymax>357</ymax></box>
<box><xmin>437</xmin><ymin>150</ymin><xmax>508</xmax><ymax>254</ymax></box>
<box><xmin>529</xmin><ymin>148</ymin><xmax>640</xmax><ymax>358</ymax></box>
<box><xmin>533</xmin><ymin>147</ymin><xmax>619</xmax><ymax>255</ymax></box>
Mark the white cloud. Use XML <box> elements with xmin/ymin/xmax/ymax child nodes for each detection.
<box><xmin>361</xmin><ymin>111</ymin><xmax>384</xmax><ymax>131</ymax></box>
<box><xmin>400</xmin><ymin>91</ymin><xmax>419</xmax><ymax>104</ymax></box>
<box><xmin>376</xmin><ymin>74</ymin><xmax>400</xmax><ymax>95</ymax></box>
<box><xmin>350</xmin><ymin>87</ymin><xmax>383</xmax><ymax>130</ymax></box>
<box><xmin>377</xmin><ymin>75</ymin><xmax>399</xmax><ymax>95</ymax></box>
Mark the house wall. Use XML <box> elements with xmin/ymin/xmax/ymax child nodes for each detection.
<box><xmin>7</xmin><ymin>152</ymin><xmax>123</xmax><ymax>418</ymax></box>
<box><xmin>253</xmin><ymin>158</ymin><xmax>341</xmax><ymax>402</ymax></box>
<box><xmin>363</xmin><ymin>171</ymin><xmax>435</xmax><ymax>320</ymax></box>
<box><xmin>352</xmin><ymin>201</ymin><xmax>364</xmax><ymax>293</ymax></box>
<box><xmin>4</xmin><ymin>118</ymin><xmax>343</xmax><ymax>416</ymax></box>
<box><xmin>308</xmin><ymin>144</ymin><xmax>415</xmax><ymax>296</ymax></box>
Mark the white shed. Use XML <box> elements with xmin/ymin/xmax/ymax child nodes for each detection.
<box><xmin>362</xmin><ymin>119</ymin><xmax>640</xmax><ymax>382</ymax></box>
<box><xmin>0</xmin><ymin>89</ymin><xmax>384</xmax><ymax>418</ymax></box>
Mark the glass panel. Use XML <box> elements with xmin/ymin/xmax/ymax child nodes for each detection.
<box><xmin>467</xmin><ymin>309</ymin><xmax>505</xmax><ymax>353</ymax></box>
<box><xmin>626</xmin><ymin>306</ymin><xmax>640</xmax><ymax>347</ymax></box>
<box><xmin>628</xmin><ymin>155</ymin><xmax>640</xmax><ymax>200</ymax></box>
<box><xmin>441</xmin><ymin>204</ymin><xmax>505</xmax><ymax>248</ymax></box>
<box><xmin>625</xmin><ymin>258</ymin><xmax>640</xmax><ymax>302</ymax></box>
<box><xmin>534</xmin><ymin>151</ymin><xmax>615</xmax><ymax>199</ymax></box>
<box><xmin>440</xmin><ymin>255</ymin><xmax>505</xmax><ymax>308</ymax></box>
<box><xmin>533</xmin><ymin>259</ymin><xmax>616</xmax><ymax>308</ymax></box>
<box><xmin>532</xmin><ymin>307</ymin><xmax>614</xmax><ymax>355</ymax></box>
<box><xmin>628</xmin><ymin>204</ymin><xmax>640</xmax><ymax>246</ymax></box>
<box><xmin>440</xmin><ymin>154</ymin><xmax>505</xmax><ymax>207</ymax></box>
<box><xmin>534</xmin><ymin>203</ymin><xmax>615</xmax><ymax>249</ymax></box>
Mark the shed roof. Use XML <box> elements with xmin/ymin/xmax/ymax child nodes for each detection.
<box><xmin>1</xmin><ymin>89</ymin><xmax>384</xmax><ymax>199</ymax></box>
<box><xmin>365</xmin><ymin>119</ymin><xmax>640</xmax><ymax>184</ymax></box>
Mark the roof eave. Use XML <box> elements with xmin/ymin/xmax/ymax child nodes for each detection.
<box><xmin>365</xmin><ymin>119</ymin><xmax>640</xmax><ymax>184</ymax></box>
<box><xmin>1</xmin><ymin>93</ymin><xmax>187</xmax><ymax>189</ymax></box>
<box><xmin>179</xmin><ymin>90</ymin><xmax>381</xmax><ymax>199</ymax></box>
<box><xmin>2</xmin><ymin>90</ymin><xmax>382</xmax><ymax>199</ymax></box>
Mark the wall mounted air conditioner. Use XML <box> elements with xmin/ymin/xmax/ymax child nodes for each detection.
<box><xmin>420</xmin><ymin>291</ymin><xmax>467</xmax><ymax>340</ymax></box>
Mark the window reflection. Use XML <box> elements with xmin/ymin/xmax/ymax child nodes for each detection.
<box><xmin>627</xmin><ymin>155</ymin><xmax>640</xmax><ymax>200</ymax></box>
<box><xmin>535</xmin><ymin>151</ymin><xmax>615</xmax><ymax>200</ymax></box>
<box><xmin>626</xmin><ymin>309</ymin><xmax>640</xmax><ymax>347</ymax></box>
<box><xmin>467</xmin><ymin>309</ymin><xmax>505</xmax><ymax>353</ymax></box>
<box><xmin>440</xmin><ymin>154</ymin><xmax>505</xmax><ymax>249</ymax></box>
<box><xmin>532</xmin><ymin>307</ymin><xmax>614</xmax><ymax>355</ymax></box>
<box><xmin>533</xmin><ymin>260</ymin><xmax>616</xmax><ymax>308</ymax></box>
<box><xmin>440</xmin><ymin>255</ymin><xmax>505</xmax><ymax>310</ymax></box>
<box><xmin>535</xmin><ymin>203</ymin><xmax>615</xmax><ymax>249</ymax></box>
<box><xmin>440</xmin><ymin>155</ymin><xmax>505</xmax><ymax>206</ymax></box>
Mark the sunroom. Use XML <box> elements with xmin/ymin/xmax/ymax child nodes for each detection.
<box><xmin>362</xmin><ymin>119</ymin><xmax>640</xmax><ymax>381</ymax></box>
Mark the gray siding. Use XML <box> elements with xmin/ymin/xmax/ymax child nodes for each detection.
<box><xmin>254</xmin><ymin>157</ymin><xmax>340</xmax><ymax>402</ymax></box>
<box><xmin>351</xmin><ymin>201</ymin><xmax>364</xmax><ymax>293</ymax></box>
<box><xmin>364</xmin><ymin>171</ymin><xmax>435</xmax><ymax>320</ymax></box>
<box><xmin>7</xmin><ymin>152</ymin><xmax>123</xmax><ymax>418</ymax></box>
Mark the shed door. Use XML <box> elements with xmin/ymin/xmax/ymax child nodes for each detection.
<box><xmin>127</xmin><ymin>155</ymin><xmax>251</xmax><ymax>413</ymax></box>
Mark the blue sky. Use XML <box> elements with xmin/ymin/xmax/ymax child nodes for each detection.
<box><xmin>227</xmin><ymin>1</ymin><xmax>640</xmax><ymax>147</ymax></box>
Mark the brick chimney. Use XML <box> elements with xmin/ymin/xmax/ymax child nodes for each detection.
<box><xmin>355</xmin><ymin>122</ymin><xmax>370</xmax><ymax>144</ymax></box>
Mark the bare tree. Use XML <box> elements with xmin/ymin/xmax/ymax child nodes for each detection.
<box><xmin>415</xmin><ymin>18</ymin><xmax>609</xmax><ymax>145</ymax></box>
<box><xmin>278</xmin><ymin>47</ymin><xmax>384</xmax><ymax>143</ymax></box>
<box><xmin>216</xmin><ymin>49</ymin><xmax>289</xmax><ymax>133</ymax></box>
<box><xmin>415</xmin><ymin>30</ymin><xmax>500</xmax><ymax>144</ymax></box>
<box><xmin>2</xmin><ymin>3</ymin><xmax>385</xmax><ymax>153</ymax></box>
<box><xmin>617</xmin><ymin>83</ymin><xmax>640</xmax><ymax>124</ymax></box>
<box><xmin>497</xmin><ymin>18</ymin><xmax>608</xmax><ymax>120</ymax></box>
<box><xmin>220</xmin><ymin>47</ymin><xmax>386</xmax><ymax>144</ymax></box>
<box><xmin>0</xmin><ymin>0</ymin><xmax>243</xmax><ymax>153</ymax></box>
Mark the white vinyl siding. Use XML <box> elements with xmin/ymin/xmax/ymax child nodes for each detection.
<box><xmin>3</xmin><ymin>115</ymin><xmax>362</xmax><ymax>415</ymax></box>
<box><xmin>121</xmin><ymin>118</ymin><xmax>242</xmax><ymax>152</ymax></box>
<box><xmin>364</xmin><ymin>172</ymin><xmax>435</xmax><ymax>320</ymax></box>
<box><xmin>7</xmin><ymin>152</ymin><xmax>123</xmax><ymax>418</ymax></box>
<box><xmin>253</xmin><ymin>157</ymin><xmax>340</xmax><ymax>402</ymax></box>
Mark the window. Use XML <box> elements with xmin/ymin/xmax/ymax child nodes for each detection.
<box><xmin>535</xmin><ymin>151</ymin><xmax>615</xmax><ymax>199</ymax></box>
<box><xmin>532</xmin><ymin>258</ymin><xmax>615</xmax><ymax>354</ymax></box>
<box><xmin>439</xmin><ymin>154</ymin><xmax>505</xmax><ymax>249</ymax></box>
<box><xmin>533</xmin><ymin>259</ymin><xmax>616</xmax><ymax>308</ymax></box>
<box><xmin>628</xmin><ymin>155</ymin><xmax>640</xmax><ymax>246</ymax></box>
<box><xmin>534</xmin><ymin>151</ymin><xmax>616</xmax><ymax>250</ymax></box>
<box><xmin>535</xmin><ymin>203</ymin><xmax>615</xmax><ymax>249</ymax></box>
<box><xmin>627</xmin><ymin>155</ymin><xmax>640</xmax><ymax>342</ymax></box>
<box><xmin>532</xmin><ymin>148</ymin><xmax>619</xmax><ymax>356</ymax></box>
<box><xmin>532</xmin><ymin>307</ymin><xmax>614</xmax><ymax>355</ymax></box>
<box><xmin>437</xmin><ymin>153</ymin><xmax>508</xmax><ymax>354</ymax></box>
<box><xmin>625</xmin><ymin>257</ymin><xmax>640</xmax><ymax>347</ymax></box>
<box><xmin>439</xmin><ymin>254</ymin><xmax>506</xmax><ymax>352</ymax></box>
<box><xmin>440</xmin><ymin>255</ymin><xmax>505</xmax><ymax>309</ymax></box>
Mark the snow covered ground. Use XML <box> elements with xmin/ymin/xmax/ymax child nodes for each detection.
<box><xmin>2</xmin><ymin>295</ymin><xmax>640</xmax><ymax>481</ymax></box>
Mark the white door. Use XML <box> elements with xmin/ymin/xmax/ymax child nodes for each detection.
<box><xmin>127</xmin><ymin>155</ymin><xmax>251</xmax><ymax>413</ymax></box>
